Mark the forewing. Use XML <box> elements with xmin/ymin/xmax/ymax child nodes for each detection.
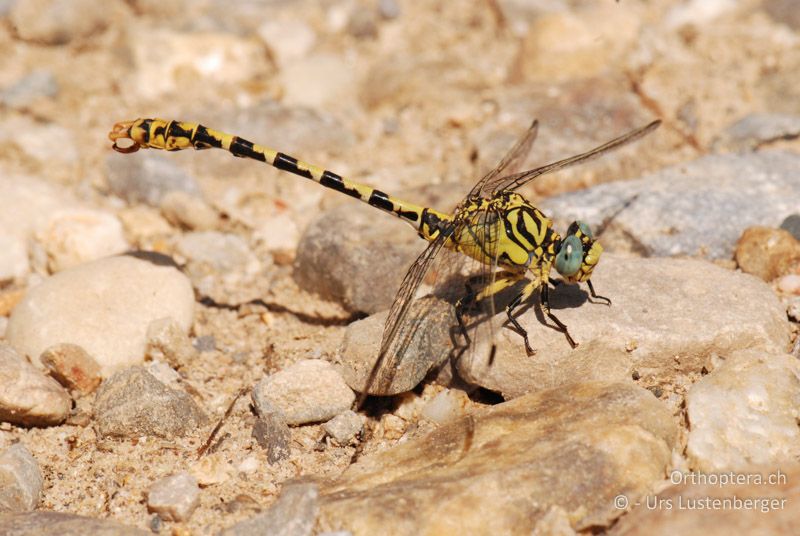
<box><xmin>468</xmin><ymin>120</ymin><xmax>539</xmax><ymax>199</ymax></box>
<box><xmin>492</xmin><ymin>120</ymin><xmax>661</xmax><ymax>195</ymax></box>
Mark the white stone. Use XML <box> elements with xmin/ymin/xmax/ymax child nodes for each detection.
<box><xmin>147</xmin><ymin>472</ymin><xmax>200</xmax><ymax>522</ymax></box>
<box><xmin>252</xmin><ymin>360</ymin><xmax>355</xmax><ymax>426</ymax></box>
<box><xmin>35</xmin><ymin>209</ymin><xmax>129</xmax><ymax>272</ymax></box>
<box><xmin>6</xmin><ymin>255</ymin><xmax>194</xmax><ymax>377</ymax></box>
<box><xmin>687</xmin><ymin>350</ymin><xmax>800</xmax><ymax>472</ymax></box>
<box><xmin>0</xmin><ymin>344</ymin><xmax>70</xmax><ymax>426</ymax></box>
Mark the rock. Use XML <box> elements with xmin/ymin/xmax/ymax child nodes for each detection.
<box><xmin>0</xmin><ymin>69</ymin><xmax>58</xmax><ymax>109</ymax></box>
<box><xmin>129</xmin><ymin>29</ymin><xmax>268</xmax><ymax>100</ymax></box>
<box><xmin>777</xmin><ymin>274</ymin><xmax>800</xmax><ymax>294</ymax></box>
<box><xmin>93</xmin><ymin>366</ymin><xmax>207</xmax><ymax>439</ymax></box>
<box><xmin>317</xmin><ymin>382</ymin><xmax>676</xmax><ymax>534</ymax></box>
<box><xmin>5</xmin><ymin>254</ymin><xmax>194</xmax><ymax>377</ymax></box>
<box><xmin>0</xmin><ymin>444</ymin><xmax>42</xmax><ymax>512</ymax></box>
<box><xmin>193</xmin><ymin>335</ymin><xmax>216</xmax><ymax>353</ymax></box>
<box><xmin>143</xmin><ymin>360</ymin><xmax>181</xmax><ymax>388</ymax></box>
<box><xmin>176</xmin><ymin>231</ymin><xmax>260</xmax><ymax>275</ymax></box>
<box><xmin>39</xmin><ymin>343</ymin><xmax>102</xmax><ymax>395</ymax></box>
<box><xmin>0</xmin><ymin>175</ymin><xmax>77</xmax><ymax>281</ymax></box>
<box><xmin>338</xmin><ymin>295</ymin><xmax>455</xmax><ymax>395</ymax></box>
<box><xmin>686</xmin><ymin>350</ymin><xmax>800</xmax><ymax>472</ymax></box>
<box><xmin>147</xmin><ymin>472</ymin><xmax>200</xmax><ymax>522</ymax></box>
<box><xmin>221</xmin><ymin>482</ymin><xmax>319</xmax><ymax>536</ymax></box>
<box><xmin>322</xmin><ymin>410</ymin><xmax>363</xmax><ymax>446</ymax></box>
<box><xmin>0</xmin><ymin>343</ymin><xmax>70</xmax><ymax>426</ymax></box>
<box><xmin>347</xmin><ymin>8</ymin><xmax>378</xmax><ymax>39</ymax></box>
<box><xmin>712</xmin><ymin>113</ymin><xmax>800</xmax><ymax>152</ymax></box>
<box><xmin>779</xmin><ymin>213</ymin><xmax>800</xmax><ymax>241</ymax></box>
<box><xmin>378</xmin><ymin>0</ymin><xmax>400</xmax><ymax>19</ymax></box>
<box><xmin>9</xmin><ymin>0</ymin><xmax>125</xmax><ymax>45</ymax></box>
<box><xmin>519</xmin><ymin>7</ymin><xmax>642</xmax><ymax>83</ymax></box>
<box><xmin>257</xmin><ymin>20</ymin><xmax>316</xmax><ymax>67</ymax></box>
<box><xmin>0</xmin><ymin>118</ymin><xmax>78</xmax><ymax>180</ymax></box>
<box><xmin>253</xmin><ymin>212</ymin><xmax>300</xmax><ymax>260</ymax></box>
<box><xmin>280</xmin><ymin>54</ymin><xmax>356</xmax><ymax>108</ymax></box>
<box><xmin>458</xmin><ymin>256</ymin><xmax>791</xmax><ymax>399</ymax></box>
<box><xmin>159</xmin><ymin>191</ymin><xmax>219</xmax><ymax>231</ymax></box>
<box><xmin>252</xmin><ymin>360</ymin><xmax>355</xmax><ymax>426</ymax></box>
<box><xmin>420</xmin><ymin>389</ymin><xmax>469</xmax><ymax>424</ymax></box>
<box><xmin>543</xmin><ymin>152</ymin><xmax>800</xmax><ymax>260</ymax></box>
<box><xmin>252</xmin><ymin>409</ymin><xmax>292</xmax><ymax>464</ymax></box>
<box><xmin>33</xmin><ymin>209</ymin><xmax>129</xmax><ymax>273</ymax></box>
<box><xmin>734</xmin><ymin>226</ymin><xmax>800</xmax><ymax>281</ymax></box>
<box><xmin>0</xmin><ymin>511</ymin><xmax>149</xmax><ymax>535</ymax></box>
<box><xmin>763</xmin><ymin>0</ymin><xmax>800</xmax><ymax>30</ymax></box>
<box><xmin>106</xmin><ymin>150</ymin><xmax>202</xmax><ymax>206</ymax></box>
<box><xmin>116</xmin><ymin>206</ymin><xmax>173</xmax><ymax>242</ymax></box>
<box><xmin>145</xmin><ymin>317</ymin><xmax>197</xmax><ymax>370</ymax></box>
<box><xmin>611</xmin><ymin>464</ymin><xmax>800</xmax><ymax>535</ymax></box>
<box><xmin>665</xmin><ymin>0</ymin><xmax>739</xmax><ymax>27</ymax></box>
<box><xmin>294</xmin><ymin>203</ymin><xmax>425</xmax><ymax>314</ymax></box>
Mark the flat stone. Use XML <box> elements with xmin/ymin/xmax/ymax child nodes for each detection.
<box><xmin>686</xmin><ymin>350</ymin><xmax>800</xmax><ymax>472</ymax></box>
<box><xmin>147</xmin><ymin>472</ymin><xmax>200</xmax><ymax>522</ymax></box>
<box><xmin>221</xmin><ymin>482</ymin><xmax>319</xmax><ymax>536</ymax></box>
<box><xmin>252</xmin><ymin>360</ymin><xmax>355</xmax><ymax>425</ymax></box>
<box><xmin>712</xmin><ymin>113</ymin><xmax>800</xmax><ymax>152</ymax></box>
<box><xmin>294</xmin><ymin>202</ymin><xmax>425</xmax><ymax>315</ymax></box>
<box><xmin>611</xmin><ymin>464</ymin><xmax>800</xmax><ymax>535</ymax></box>
<box><xmin>458</xmin><ymin>256</ymin><xmax>791</xmax><ymax>399</ymax></box>
<box><xmin>0</xmin><ymin>511</ymin><xmax>148</xmax><ymax>535</ymax></box>
<box><xmin>93</xmin><ymin>366</ymin><xmax>207</xmax><ymax>439</ymax></box>
<box><xmin>543</xmin><ymin>152</ymin><xmax>800</xmax><ymax>260</ymax></box>
<box><xmin>6</xmin><ymin>254</ymin><xmax>194</xmax><ymax>377</ymax></box>
<box><xmin>0</xmin><ymin>343</ymin><xmax>70</xmax><ymax>426</ymax></box>
<box><xmin>0</xmin><ymin>444</ymin><xmax>42</xmax><ymax>513</ymax></box>
<box><xmin>39</xmin><ymin>343</ymin><xmax>102</xmax><ymax>395</ymax></box>
<box><xmin>317</xmin><ymin>382</ymin><xmax>676</xmax><ymax>534</ymax></box>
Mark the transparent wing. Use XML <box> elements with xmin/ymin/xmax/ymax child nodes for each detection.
<box><xmin>360</xmin><ymin>227</ymin><xmax>453</xmax><ymax>397</ymax></box>
<box><xmin>467</xmin><ymin>120</ymin><xmax>539</xmax><ymax>199</ymax></box>
<box><xmin>491</xmin><ymin>120</ymin><xmax>661</xmax><ymax>195</ymax></box>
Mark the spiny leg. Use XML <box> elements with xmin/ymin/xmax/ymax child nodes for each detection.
<box><xmin>540</xmin><ymin>284</ymin><xmax>578</xmax><ymax>348</ymax></box>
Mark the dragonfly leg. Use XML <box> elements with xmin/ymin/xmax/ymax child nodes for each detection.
<box><xmin>504</xmin><ymin>278</ymin><xmax>540</xmax><ymax>356</ymax></box>
<box><xmin>540</xmin><ymin>284</ymin><xmax>578</xmax><ymax>348</ymax></box>
<box><xmin>587</xmin><ymin>280</ymin><xmax>611</xmax><ymax>306</ymax></box>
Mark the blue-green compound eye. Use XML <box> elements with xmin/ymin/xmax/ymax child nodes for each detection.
<box><xmin>555</xmin><ymin>235</ymin><xmax>583</xmax><ymax>277</ymax></box>
<box><xmin>576</xmin><ymin>221</ymin><xmax>592</xmax><ymax>239</ymax></box>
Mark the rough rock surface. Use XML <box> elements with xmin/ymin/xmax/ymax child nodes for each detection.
<box><xmin>0</xmin><ymin>343</ymin><xmax>71</xmax><ymax>426</ymax></box>
<box><xmin>318</xmin><ymin>382</ymin><xmax>676</xmax><ymax>535</ymax></box>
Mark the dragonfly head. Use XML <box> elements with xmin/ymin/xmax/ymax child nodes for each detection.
<box><xmin>554</xmin><ymin>221</ymin><xmax>602</xmax><ymax>283</ymax></box>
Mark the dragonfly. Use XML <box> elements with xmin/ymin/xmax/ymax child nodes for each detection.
<box><xmin>109</xmin><ymin>117</ymin><xmax>660</xmax><ymax>395</ymax></box>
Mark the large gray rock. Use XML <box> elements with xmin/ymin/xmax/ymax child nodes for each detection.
<box><xmin>543</xmin><ymin>151</ymin><xmax>800</xmax><ymax>260</ymax></box>
<box><xmin>317</xmin><ymin>382</ymin><xmax>676</xmax><ymax>534</ymax></box>
<box><xmin>222</xmin><ymin>482</ymin><xmax>319</xmax><ymax>536</ymax></box>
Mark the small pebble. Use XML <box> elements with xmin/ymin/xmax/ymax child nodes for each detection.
<box><xmin>193</xmin><ymin>335</ymin><xmax>216</xmax><ymax>353</ymax></box>
<box><xmin>93</xmin><ymin>367</ymin><xmax>207</xmax><ymax>439</ymax></box>
<box><xmin>420</xmin><ymin>390</ymin><xmax>468</xmax><ymax>424</ymax></box>
<box><xmin>0</xmin><ymin>343</ymin><xmax>70</xmax><ymax>426</ymax></box>
<box><xmin>0</xmin><ymin>443</ymin><xmax>43</xmax><ymax>513</ymax></box>
<box><xmin>780</xmin><ymin>214</ymin><xmax>800</xmax><ymax>241</ymax></box>
<box><xmin>778</xmin><ymin>274</ymin><xmax>800</xmax><ymax>295</ymax></box>
<box><xmin>252</xmin><ymin>410</ymin><xmax>291</xmax><ymax>464</ymax></box>
<box><xmin>322</xmin><ymin>410</ymin><xmax>363</xmax><ymax>446</ymax></box>
<box><xmin>39</xmin><ymin>343</ymin><xmax>102</xmax><ymax>395</ymax></box>
<box><xmin>378</xmin><ymin>0</ymin><xmax>400</xmax><ymax>19</ymax></box>
<box><xmin>735</xmin><ymin>226</ymin><xmax>800</xmax><ymax>281</ymax></box>
<box><xmin>146</xmin><ymin>317</ymin><xmax>197</xmax><ymax>370</ymax></box>
<box><xmin>379</xmin><ymin>414</ymin><xmax>406</xmax><ymax>440</ymax></box>
<box><xmin>159</xmin><ymin>191</ymin><xmax>219</xmax><ymax>231</ymax></box>
<box><xmin>147</xmin><ymin>472</ymin><xmax>200</xmax><ymax>522</ymax></box>
<box><xmin>252</xmin><ymin>360</ymin><xmax>355</xmax><ymax>426</ymax></box>
<box><xmin>220</xmin><ymin>483</ymin><xmax>318</xmax><ymax>536</ymax></box>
